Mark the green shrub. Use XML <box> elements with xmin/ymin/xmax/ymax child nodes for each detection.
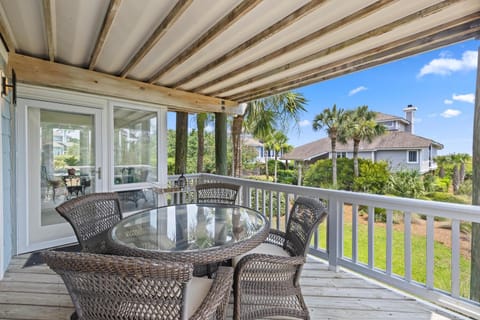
<box><xmin>456</xmin><ymin>179</ymin><xmax>472</xmax><ymax>196</ymax></box>
<box><xmin>277</xmin><ymin>169</ymin><xmax>296</xmax><ymax>184</ymax></box>
<box><xmin>353</xmin><ymin>160</ymin><xmax>389</xmax><ymax>194</ymax></box>
<box><xmin>434</xmin><ymin>177</ymin><xmax>450</xmax><ymax>192</ymax></box>
<box><xmin>304</xmin><ymin>158</ymin><xmax>354</xmax><ymax>190</ymax></box>
<box><xmin>387</xmin><ymin>169</ymin><xmax>424</xmax><ymax>198</ymax></box>
<box><xmin>424</xmin><ymin>192</ymin><xmax>469</xmax><ymax>204</ymax></box>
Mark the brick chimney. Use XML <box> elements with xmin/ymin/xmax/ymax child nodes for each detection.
<box><xmin>403</xmin><ymin>104</ymin><xmax>417</xmax><ymax>134</ymax></box>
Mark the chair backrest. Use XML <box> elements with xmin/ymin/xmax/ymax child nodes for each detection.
<box><xmin>284</xmin><ymin>196</ymin><xmax>328</xmax><ymax>257</ymax></box>
<box><xmin>55</xmin><ymin>192</ymin><xmax>122</xmax><ymax>253</ymax></box>
<box><xmin>42</xmin><ymin>251</ymin><xmax>193</xmax><ymax>320</ymax></box>
<box><xmin>195</xmin><ymin>182</ymin><xmax>240</xmax><ymax>204</ymax></box>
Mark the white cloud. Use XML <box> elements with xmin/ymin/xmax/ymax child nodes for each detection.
<box><xmin>452</xmin><ymin>93</ymin><xmax>475</xmax><ymax>104</ymax></box>
<box><xmin>440</xmin><ymin>109</ymin><xmax>461</xmax><ymax>118</ymax></box>
<box><xmin>205</xmin><ymin>124</ymin><xmax>214</xmax><ymax>133</ymax></box>
<box><xmin>417</xmin><ymin>50</ymin><xmax>477</xmax><ymax>77</ymax></box>
<box><xmin>348</xmin><ymin>86</ymin><xmax>367</xmax><ymax>96</ymax></box>
<box><xmin>444</xmin><ymin>99</ymin><xmax>453</xmax><ymax>105</ymax></box>
<box><xmin>298</xmin><ymin>119</ymin><xmax>311</xmax><ymax>127</ymax></box>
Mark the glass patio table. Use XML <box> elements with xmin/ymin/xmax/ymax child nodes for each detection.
<box><xmin>108</xmin><ymin>203</ymin><xmax>269</xmax><ymax>265</ymax></box>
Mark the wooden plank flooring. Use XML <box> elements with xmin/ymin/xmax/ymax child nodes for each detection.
<box><xmin>0</xmin><ymin>254</ymin><xmax>473</xmax><ymax>320</ymax></box>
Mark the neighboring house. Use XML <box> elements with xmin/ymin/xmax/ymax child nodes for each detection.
<box><xmin>283</xmin><ymin>105</ymin><xmax>443</xmax><ymax>174</ymax></box>
<box><xmin>242</xmin><ymin>134</ymin><xmax>284</xmax><ymax>163</ymax></box>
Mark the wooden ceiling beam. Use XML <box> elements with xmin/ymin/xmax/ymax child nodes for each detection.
<box><xmin>191</xmin><ymin>0</ymin><xmax>397</xmax><ymax>93</ymax></box>
<box><xmin>89</xmin><ymin>0</ymin><xmax>122</xmax><ymax>70</ymax></box>
<box><xmin>207</xmin><ymin>0</ymin><xmax>461</xmax><ymax>97</ymax></box>
<box><xmin>42</xmin><ymin>0</ymin><xmax>55</xmax><ymax>62</ymax></box>
<box><xmin>9</xmin><ymin>53</ymin><xmax>240</xmax><ymax>114</ymax></box>
<box><xmin>234</xmin><ymin>25</ymin><xmax>480</xmax><ymax>102</ymax></box>
<box><xmin>147</xmin><ymin>0</ymin><xmax>262</xmax><ymax>84</ymax></box>
<box><xmin>119</xmin><ymin>0</ymin><xmax>192</xmax><ymax>77</ymax></box>
<box><xmin>170</xmin><ymin>0</ymin><xmax>329</xmax><ymax>88</ymax></box>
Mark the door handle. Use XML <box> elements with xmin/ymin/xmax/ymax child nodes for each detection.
<box><xmin>91</xmin><ymin>167</ymin><xmax>101</xmax><ymax>179</ymax></box>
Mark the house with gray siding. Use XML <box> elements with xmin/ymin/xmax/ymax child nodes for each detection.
<box><xmin>283</xmin><ymin>105</ymin><xmax>443</xmax><ymax>174</ymax></box>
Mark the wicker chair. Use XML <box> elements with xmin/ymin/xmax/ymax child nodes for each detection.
<box><xmin>42</xmin><ymin>251</ymin><xmax>234</xmax><ymax>320</ymax></box>
<box><xmin>55</xmin><ymin>192</ymin><xmax>122</xmax><ymax>253</ymax></box>
<box><xmin>233</xmin><ymin>196</ymin><xmax>328</xmax><ymax>320</ymax></box>
<box><xmin>195</xmin><ymin>182</ymin><xmax>240</xmax><ymax>204</ymax></box>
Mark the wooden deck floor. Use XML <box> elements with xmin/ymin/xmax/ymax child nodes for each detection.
<box><xmin>0</xmin><ymin>254</ymin><xmax>472</xmax><ymax>320</ymax></box>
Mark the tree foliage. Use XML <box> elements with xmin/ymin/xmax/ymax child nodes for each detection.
<box><xmin>312</xmin><ymin>104</ymin><xmax>346</xmax><ymax>186</ymax></box>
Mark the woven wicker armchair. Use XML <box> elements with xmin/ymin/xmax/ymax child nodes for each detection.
<box><xmin>42</xmin><ymin>251</ymin><xmax>234</xmax><ymax>320</ymax></box>
<box><xmin>55</xmin><ymin>192</ymin><xmax>122</xmax><ymax>253</ymax></box>
<box><xmin>195</xmin><ymin>182</ymin><xmax>240</xmax><ymax>204</ymax></box>
<box><xmin>233</xmin><ymin>196</ymin><xmax>328</xmax><ymax>320</ymax></box>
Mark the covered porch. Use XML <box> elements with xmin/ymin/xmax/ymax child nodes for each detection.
<box><xmin>0</xmin><ymin>1</ymin><xmax>479</xmax><ymax>319</ymax></box>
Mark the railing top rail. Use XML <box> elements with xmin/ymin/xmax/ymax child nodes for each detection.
<box><xmin>191</xmin><ymin>173</ymin><xmax>480</xmax><ymax>223</ymax></box>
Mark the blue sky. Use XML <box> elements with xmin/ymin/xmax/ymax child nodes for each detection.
<box><xmin>168</xmin><ymin>39</ymin><xmax>478</xmax><ymax>155</ymax></box>
<box><xmin>287</xmin><ymin>39</ymin><xmax>479</xmax><ymax>155</ymax></box>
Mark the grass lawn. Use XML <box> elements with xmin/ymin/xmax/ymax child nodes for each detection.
<box><xmin>314</xmin><ymin>219</ymin><xmax>471</xmax><ymax>298</ymax></box>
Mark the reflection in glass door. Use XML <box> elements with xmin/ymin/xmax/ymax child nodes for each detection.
<box><xmin>17</xmin><ymin>99</ymin><xmax>102</xmax><ymax>253</ymax></box>
<box><xmin>39</xmin><ymin>110</ymin><xmax>96</xmax><ymax>226</ymax></box>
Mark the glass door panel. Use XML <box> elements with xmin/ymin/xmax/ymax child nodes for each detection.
<box><xmin>113</xmin><ymin>106</ymin><xmax>158</xmax><ymax>212</ymax></box>
<box><xmin>40</xmin><ymin>110</ymin><xmax>96</xmax><ymax>226</ymax></box>
<box><xmin>18</xmin><ymin>98</ymin><xmax>103</xmax><ymax>253</ymax></box>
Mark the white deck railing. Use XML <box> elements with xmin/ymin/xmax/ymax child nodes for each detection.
<box><xmin>167</xmin><ymin>173</ymin><xmax>480</xmax><ymax>318</ymax></box>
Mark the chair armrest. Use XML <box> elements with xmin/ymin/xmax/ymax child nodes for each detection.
<box><xmin>264</xmin><ymin>229</ymin><xmax>287</xmax><ymax>246</ymax></box>
<box><xmin>190</xmin><ymin>266</ymin><xmax>234</xmax><ymax>320</ymax></box>
<box><xmin>235</xmin><ymin>253</ymin><xmax>305</xmax><ymax>274</ymax></box>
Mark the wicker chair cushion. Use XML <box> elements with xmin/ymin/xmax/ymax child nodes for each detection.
<box><xmin>187</xmin><ymin>277</ymin><xmax>213</xmax><ymax>317</ymax></box>
<box><xmin>232</xmin><ymin>242</ymin><xmax>291</xmax><ymax>267</ymax></box>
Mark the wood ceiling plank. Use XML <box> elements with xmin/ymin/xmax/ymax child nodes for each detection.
<box><xmin>192</xmin><ymin>0</ymin><xmax>396</xmax><ymax>93</ymax></box>
<box><xmin>89</xmin><ymin>0</ymin><xmax>122</xmax><ymax>70</ymax></box>
<box><xmin>234</xmin><ymin>23</ymin><xmax>480</xmax><ymax>102</ymax></box>
<box><xmin>9</xmin><ymin>53</ymin><xmax>240</xmax><ymax>114</ymax></box>
<box><xmin>170</xmin><ymin>0</ymin><xmax>329</xmax><ymax>88</ymax></box>
<box><xmin>147</xmin><ymin>0</ymin><xmax>262</xmax><ymax>84</ymax></box>
<box><xmin>119</xmin><ymin>0</ymin><xmax>193</xmax><ymax>77</ymax></box>
<box><xmin>207</xmin><ymin>0</ymin><xmax>461</xmax><ymax>97</ymax></box>
<box><xmin>230</xmin><ymin>14</ymin><xmax>480</xmax><ymax>101</ymax></box>
<box><xmin>0</xmin><ymin>16</ymin><xmax>14</xmax><ymax>53</ymax></box>
<box><xmin>42</xmin><ymin>0</ymin><xmax>55</xmax><ymax>62</ymax></box>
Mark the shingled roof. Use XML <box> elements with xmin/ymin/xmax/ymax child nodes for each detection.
<box><xmin>282</xmin><ymin>131</ymin><xmax>443</xmax><ymax>162</ymax></box>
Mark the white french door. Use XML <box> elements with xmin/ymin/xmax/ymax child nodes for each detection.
<box><xmin>17</xmin><ymin>99</ymin><xmax>104</xmax><ymax>253</ymax></box>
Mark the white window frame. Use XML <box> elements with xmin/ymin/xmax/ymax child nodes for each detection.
<box><xmin>108</xmin><ymin>100</ymin><xmax>166</xmax><ymax>192</ymax></box>
<box><xmin>406</xmin><ymin>150</ymin><xmax>419</xmax><ymax>163</ymax></box>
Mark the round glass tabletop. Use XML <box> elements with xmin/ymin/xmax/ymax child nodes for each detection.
<box><xmin>109</xmin><ymin>203</ymin><xmax>269</xmax><ymax>264</ymax></box>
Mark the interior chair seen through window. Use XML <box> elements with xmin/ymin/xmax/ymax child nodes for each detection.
<box><xmin>232</xmin><ymin>196</ymin><xmax>328</xmax><ymax>320</ymax></box>
<box><xmin>55</xmin><ymin>192</ymin><xmax>122</xmax><ymax>253</ymax></box>
<box><xmin>42</xmin><ymin>251</ymin><xmax>234</xmax><ymax>320</ymax></box>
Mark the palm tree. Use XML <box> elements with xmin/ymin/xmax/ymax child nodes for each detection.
<box><xmin>312</xmin><ymin>104</ymin><xmax>346</xmax><ymax>186</ymax></box>
<box><xmin>268</xmin><ymin>130</ymin><xmax>289</xmax><ymax>183</ymax></box>
<box><xmin>262</xmin><ymin>134</ymin><xmax>275</xmax><ymax>180</ymax></box>
<box><xmin>344</xmin><ymin>106</ymin><xmax>386</xmax><ymax>177</ymax></box>
<box><xmin>434</xmin><ymin>155</ymin><xmax>449</xmax><ymax>178</ymax></box>
<box><xmin>231</xmin><ymin>91</ymin><xmax>307</xmax><ymax>177</ymax></box>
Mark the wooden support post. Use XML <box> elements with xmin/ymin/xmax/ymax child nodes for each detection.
<box><xmin>215</xmin><ymin>112</ymin><xmax>227</xmax><ymax>175</ymax></box>
<box><xmin>471</xmin><ymin>47</ymin><xmax>480</xmax><ymax>302</ymax></box>
<box><xmin>175</xmin><ymin>112</ymin><xmax>188</xmax><ymax>175</ymax></box>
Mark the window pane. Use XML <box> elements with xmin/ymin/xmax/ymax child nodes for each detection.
<box><xmin>408</xmin><ymin>151</ymin><xmax>417</xmax><ymax>162</ymax></box>
<box><xmin>114</xmin><ymin>107</ymin><xmax>157</xmax><ymax>184</ymax></box>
